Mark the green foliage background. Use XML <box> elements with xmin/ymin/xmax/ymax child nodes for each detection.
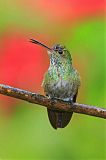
<box><xmin>0</xmin><ymin>1</ymin><xmax>105</xmax><ymax>159</ymax></box>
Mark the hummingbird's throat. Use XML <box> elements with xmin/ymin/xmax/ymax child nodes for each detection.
<box><xmin>50</xmin><ymin>54</ymin><xmax>72</xmax><ymax>74</ymax></box>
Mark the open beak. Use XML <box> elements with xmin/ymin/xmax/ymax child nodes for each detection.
<box><xmin>30</xmin><ymin>38</ymin><xmax>52</xmax><ymax>51</ymax></box>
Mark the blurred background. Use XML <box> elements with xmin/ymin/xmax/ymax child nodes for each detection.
<box><xmin>0</xmin><ymin>0</ymin><xmax>105</xmax><ymax>159</ymax></box>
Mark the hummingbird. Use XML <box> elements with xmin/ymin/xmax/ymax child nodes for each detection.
<box><xmin>30</xmin><ymin>38</ymin><xmax>81</xmax><ymax>129</ymax></box>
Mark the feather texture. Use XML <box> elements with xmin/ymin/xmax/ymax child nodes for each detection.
<box><xmin>42</xmin><ymin>44</ymin><xmax>81</xmax><ymax>129</ymax></box>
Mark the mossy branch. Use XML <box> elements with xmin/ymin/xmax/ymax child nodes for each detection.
<box><xmin>0</xmin><ymin>84</ymin><xmax>106</xmax><ymax>119</ymax></box>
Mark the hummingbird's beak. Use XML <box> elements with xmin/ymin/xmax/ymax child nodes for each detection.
<box><xmin>30</xmin><ymin>38</ymin><xmax>52</xmax><ymax>51</ymax></box>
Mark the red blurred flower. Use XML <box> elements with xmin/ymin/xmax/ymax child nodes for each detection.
<box><xmin>17</xmin><ymin>0</ymin><xmax>104</xmax><ymax>23</ymax></box>
<box><xmin>0</xmin><ymin>32</ymin><xmax>49</xmax><ymax>110</ymax></box>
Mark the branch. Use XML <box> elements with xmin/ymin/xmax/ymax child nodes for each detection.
<box><xmin>0</xmin><ymin>84</ymin><xmax>106</xmax><ymax>119</ymax></box>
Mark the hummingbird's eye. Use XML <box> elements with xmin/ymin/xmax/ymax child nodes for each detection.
<box><xmin>58</xmin><ymin>50</ymin><xmax>63</xmax><ymax>54</ymax></box>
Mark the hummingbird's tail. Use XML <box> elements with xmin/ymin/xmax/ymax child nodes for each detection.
<box><xmin>47</xmin><ymin>109</ymin><xmax>73</xmax><ymax>129</ymax></box>
<box><xmin>47</xmin><ymin>92</ymin><xmax>78</xmax><ymax>129</ymax></box>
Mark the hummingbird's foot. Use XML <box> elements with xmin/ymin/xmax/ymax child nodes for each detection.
<box><xmin>46</xmin><ymin>96</ymin><xmax>73</xmax><ymax>104</ymax></box>
<box><xmin>62</xmin><ymin>97</ymin><xmax>73</xmax><ymax>104</ymax></box>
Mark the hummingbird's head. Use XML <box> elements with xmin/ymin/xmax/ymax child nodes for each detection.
<box><xmin>30</xmin><ymin>39</ymin><xmax>72</xmax><ymax>65</ymax></box>
<box><xmin>49</xmin><ymin>44</ymin><xmax>72</xmax><ymax>64</ymax></box>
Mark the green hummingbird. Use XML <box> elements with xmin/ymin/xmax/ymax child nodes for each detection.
<box><xmin>30</xmin><ymin>38</ymin><xmax>81</xmax><ymax>129</ymax></box>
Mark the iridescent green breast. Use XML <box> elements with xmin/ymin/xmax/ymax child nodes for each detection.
<box><xmin>42</xmin><ymin>66</ymin><xmax>80</xmax><ymax>99</ymax></box>
<box><xmin>42</xmin><ymin>45</ymin><xmax>81</xmax><ymax>99</ymax></box>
